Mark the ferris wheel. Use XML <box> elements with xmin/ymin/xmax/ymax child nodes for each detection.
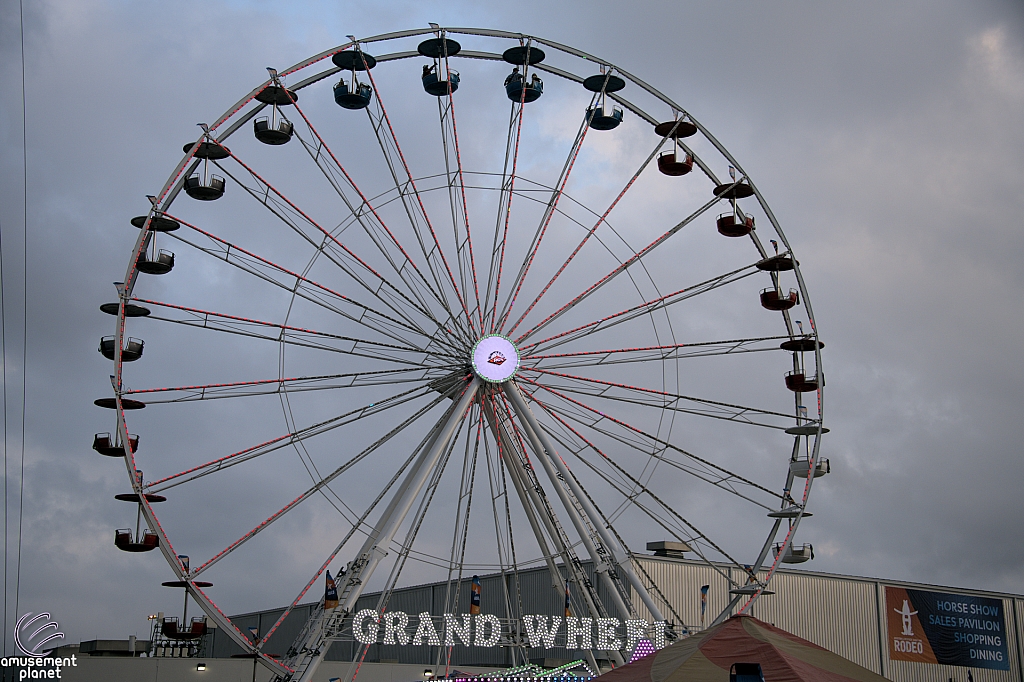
<box><xmin>95</xmin><ymin>26</ymin><xmax>828</xmax><ymax>681</ymax></box>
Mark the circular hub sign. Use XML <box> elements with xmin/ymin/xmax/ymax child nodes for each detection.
<box><xmin>471</xmin><ymin>335</ymin><xmax>520</xmax><ymax>383</ymax></box>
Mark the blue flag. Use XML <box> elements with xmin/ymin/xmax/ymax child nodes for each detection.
<box><xmin>470</xmin><ymin>575</ymin><xmax>481</xmax><ymax>615</ymax></box>
<box><xmin>700</xmin><ymin>585</ymin><xmax>709</xmax><ymax>624</ymax></box>
<box><xmin>324</xmin><ymin>570</ymin><xmax>339</xmax><ymax>610</ymax></box>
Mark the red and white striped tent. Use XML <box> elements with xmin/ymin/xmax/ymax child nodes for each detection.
<box><xmin>598</xmin><ymin>615</ymin><xmax>889</xmax><ymax>682</ymax></box>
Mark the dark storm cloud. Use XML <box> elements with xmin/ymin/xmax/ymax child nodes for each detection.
<box><xmin>1</xmin><ymin>0</ymin><xmax>1021</xmax><ymax>649</ymax></box>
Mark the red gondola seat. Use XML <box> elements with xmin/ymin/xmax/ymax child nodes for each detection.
<box><xmin>93</xmin><ymin>432</ymin><xmax>139</xmax><ymax>457</ymax></box>
<box><xmin>784</xmin><ymin>371</ymin><xmax>819</xmax><ymax>393</ymax></box>
<box><xmin>717</xmin><ymin>213</ymin><xmax>753</xmax><ymax>237</ymax></box>
<box><xmin>658</xmin><ymin>151</ymin><xmax>693</xmax><ymax>176</ymax></box>
<box><xmin>162</xmin><ymin>617</ymin><xmax>208</xmax><ymax>640</ymax></box>
<box><xmin>114</xmin><ymin>529</ymin><xmax>159</xmax><ymax>552</ymax></box>
<box><xmin>760</xmin><ymin>288</ymin><xmax>798</xmax><ymax>311</ymax></box>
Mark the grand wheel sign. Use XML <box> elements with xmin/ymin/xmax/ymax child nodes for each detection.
<box><xmin>350</xmin><ymin>610</ymin><xmax>670</xmax><ymax>652</ymax></box>
<box><xmin>885</xmin><ymin>586</ymin><xmax>1009</xmax><ymax>670</ymax></box>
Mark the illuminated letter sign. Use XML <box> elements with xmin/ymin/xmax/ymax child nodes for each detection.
<box><xmin>349</xmin><ymin>612</ymin><xmax>668</xmax><ymax>652</ymax></box>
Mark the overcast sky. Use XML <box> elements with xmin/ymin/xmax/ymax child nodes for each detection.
<box><xmin>1</xmin><ymin>0</ymin><xmax>1022</xmax><ymax>652</ymax></box>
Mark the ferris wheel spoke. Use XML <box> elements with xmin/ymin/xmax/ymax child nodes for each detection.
<box><xmin>360</xmin><ymin>65</ymin><xmax>476</xmax><ymax>341</ymax></box>
<box><xmin>530</xmin><ymin>396</ymin><xmax>758</xmax><ymax>580</ymax></box>
<box><xmin>132</xmin><ymin>298</ymin><xmax>452</xmax><ymax>367</ymax></box>
<box><xmin>158</xmin><ymin>213</ymin><xmax>457</xmax><ymax>353</ymax></box>
<box><xmin>443</xmin><ymin>407</ymin><xmax>483</xmax><ymax>581</ymax></box>
<box><xmin>514</xmin><ymin>194</ymin><xmax>723</xmax><ymax>345</ymax></box>
<box><xmin>487</xmin><ymin>391</ymin><xmax>605</xmax><ymax>627</ymax></box>
<box><xmin>438</xmin><ymin>54</ymin><xmax>485</xmax><ymax>330</ymax></box>
<box><xmin>258</xmin><ymin>412</ymin><xmax>446</xmax><ymax>650</ymax></box>
<box><xmin>480</xmin><ymin>416</ymin><xmax>526</xmax><ymax>629</ymax></box>
<box><xmin>121</xmin><ymin>367</ymin><xmax>443</xmax><ymax>403</ymax></box>
<box><xmin>542</xmin><ymin>400</ymin><xmax>766</xmax><ymax>525</ymax></box>
<box><xmin>485</xmin><ymin>419</ymin><xmax>517</xmax><ymax>576</ymax></box>
<box><xmin>210</xmin><ymin>152</ymin><xmax>447</xmax><ymax>338</ymax></box>
<box><xmin>539</xmin><ymin>383</ymin><xmax>787</xmax><ymax>431</ymax></box>
<box><xmin>537</xmin><ymin>414</ymin><xmax>730</xmax><ymax>589</ymax></box>
<box><xmin>192</xmin><ymin>388</ymin><xmax>453</xmax><ymax>577</ymax></box>
<box><xmin>562</xmin><ymin>408</ymin><xmax>777</xmax><ymax>510</ymax></box>
<box><xmin>519</xmin><ymin>377</ymin><xmax>783</xmax><ymax>502</ymax></box>
<box><xmin>331</xmin><ymin>412</ymin><xmax>473</xmax><ymax>624</ymax></box>
<box><xmin>362</xmin><ymin>111</ymin><xmax>472</xmax><ymax>345</ymax></box>
<box><xmin>264</xmin><ymin>390</ymin><xmax>480</xmax><ymax>649</ymax></box>
<box><xmin>547</xmin><ymin>428</ymin><xmax>734</xmax><ymax>588</ymax></box>
<box><xmin>524</xmin><ymin>335</ymin><xmax>792</xmax><ymax>368</ymax></box>
<box><xmin>434</xmin><ymin>409</ymin><xmax>524</xmax><ymax>638</ymax></box>
<box><xmin>529</xmin><ymin>381</ymin><xmax>782</xmax><ymax>505</ymax></box>
<box><xmin>483</xmin><ymin>94</ymin><xmax>527</xmax><ymax>334</ymax></box>
<box><xmin>378</xmin><ymin>406</ymin><xmax>474</xmax><ymax>625</ymax></box>
<box><xmin>504</xmin><ymin>133</ymin><xmax>668</xmax><ymax>339</ymax></box>
<box><xmin>284</xmin><ymin>97</ymin><xmax>456</xmax><ymax>325</ymax></box>
<box><xmin>518</xmin><ymin>262</ymin><xmax>760</xmax><ymax>355</ymax></box>
<box><xmin>522</xmin><ymin>366</ymin><xmax>795</xmax><ymax>429</ymax></box>
<box><xmin>484</xmin><ymin>395</ymin><xmax>573</xmax><ymax>591</ymax></box>
<box><xmin>292</xmin><ymin>126</ymin><xmax>456</xmax><ymax>331</ymax></box>
<box><xmin>495</xmin><ymin>104</ymin><xmax>593</xmax><ymax>333</ymax></box>
<box><xmin>148</xmin><ymin>385</ymin><xmax>440</xmax><ymax>493</ymax></box>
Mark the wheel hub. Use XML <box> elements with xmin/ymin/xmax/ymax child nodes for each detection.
<box><xmin>470</xmin><ymin>334</ymin><xmax>520</xmax><ymax>383</ymax></box>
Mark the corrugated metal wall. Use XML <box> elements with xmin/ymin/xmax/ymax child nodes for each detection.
<box><xmin>212</xmin><ymin>558</ymin><xmax>1024</xmax><ymax>680</ymax></box>
<box><xmin>1017</xmin><ymin>599</ymin><xmax>1024</xmax><ymax>682</ymax></box>
<box><xmin>736</xmin><ymin>567</ymin><xmax>881</xmax><ymax>672</ymax></box>
<box><xmin>208</xmin><ymin>603</ymin><xmax>316</xmax><ymax>659</ymax></box>
<box><xmin>630</xmin><ymin>557</ymin><xmax>730</xmax><ymax>628</ymax></box>
<box><xmin>631</xmin><ymin>558</ymin><xmax>881</xmax><ymax>670</ymax></box>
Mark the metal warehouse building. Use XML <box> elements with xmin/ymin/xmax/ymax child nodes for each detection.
<box><xmin>192</xmin><ymin>555</ymin><xmax>1024</xmax><ymax>682</ymax></box>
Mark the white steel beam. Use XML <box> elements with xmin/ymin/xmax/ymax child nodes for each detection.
<box><xmin>503</xmin><ymin>382</ymin><xmax>666</xmax><ymax>623</ymax></box>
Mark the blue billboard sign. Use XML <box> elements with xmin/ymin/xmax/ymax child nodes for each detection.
<box><xmin>886</xmin><ymin>586</ymin><xmax>1009</xmax><ymax>670</ymax></box>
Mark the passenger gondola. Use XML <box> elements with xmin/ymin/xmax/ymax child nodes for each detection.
<box><xmin>505</xmin><ymin>68</ymin><xmax>543</xmax><ymax>102</ymax></box>
<box><xmin>99</xmin><ymin>336</ymin><xmax>144</xmax><ymax>362</ymax></box>
<box><xmin>332</xmin><ymin>49</ymin><xmax>375</xmax><ymax>110</ymax></box>
<box><xmin>93</xmin><ymin>432</ymin><xmax>139</xmax><ymax>457</ymax></box>
<box><xmin>419</xmin><ymin>36</ymin><xmax>461</xmax><ymax>96</ymax></box>
<box><xmin>253</xmin><ymin>77</ymin><xmax>296</xmax><ymax>145</ymax></box>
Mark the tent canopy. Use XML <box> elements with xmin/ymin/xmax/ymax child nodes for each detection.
<box><xmin>598</xmin><ymin>615</ymin><xmax>889</xmax><ymax>682</ymax></box>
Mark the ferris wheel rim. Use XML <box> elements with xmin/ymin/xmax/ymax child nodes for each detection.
<box><xmin>107</xmin><ymin>26</ymin><xmax>826</xmax><ymax>674</ymax></box>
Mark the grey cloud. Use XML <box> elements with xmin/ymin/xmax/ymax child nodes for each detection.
<box><xmin>1</xmin><ymin>0</ymin><xmax>1022</xmax><ymax>649</ymax></box>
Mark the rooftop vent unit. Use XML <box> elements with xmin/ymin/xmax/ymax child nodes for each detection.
<box><xmin>647</xmin><ymin>540</ymin><xmax>691</xmax><ymax>558</ymax></box>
